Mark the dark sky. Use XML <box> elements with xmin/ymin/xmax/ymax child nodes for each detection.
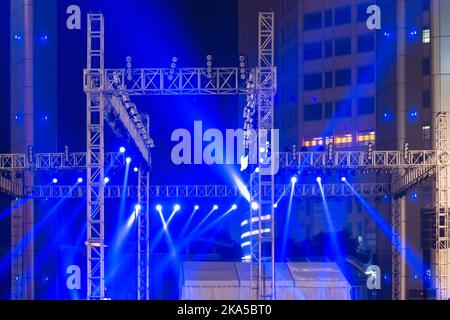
<box><xmin>57</xmin><ymin>0</ymin><xmax>240</xmax><ymax>185</ymax></box>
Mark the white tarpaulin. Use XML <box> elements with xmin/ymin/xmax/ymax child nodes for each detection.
<box><xmin>181</xmin><ymin>261</ymin><xmax>351</xmax><ymax>300</ymax></box>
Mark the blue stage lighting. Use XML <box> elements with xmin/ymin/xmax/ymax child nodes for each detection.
<box><xmin>213</xmin><ymin>205</ymin><xmax>219</xmax><ymax>210</ymax></box>
<box><xmin>410</xmin><ymin>193</ymin><xmax>418</xmax><ymax>201</ymax></box>
<box><xmin>251</xmin><ymin>202</ymin><xmax>259</xmax><ymax>210</ymax></box>
<box><xmin>156</xmin><ymin>204</ymin><xmax>162</xmax><ymax>211</ymax></box>
<box><xmin>126</xmin><ymin>157</ymin><xmax>131</xmax><ymax>164</ymax></box>
<box><xmin>408</xmin><ymin>109</ymin><xmax>418</xmax><ymax>120</ymax></box>
<box><xmin>104</xmin><ymin>177</ymin><xmax>110</xmax><ymax>184</ymax></box>
<box><xmin>174</xmin><ymin>204</ymin><xmax>181</xmax><ymax>212</ymax></box>
<box><xmin>291</xmin><ymin>176</ymin><xmax>298</xmax><ymax>184</ymax></box>
<box><xmin>135</xmin><ymin>204</ymin><xmax>142</xmax><ymax>211</ymax></box>
<box><xmin>316</xmin><ymin>177</ymin><xmax>322</xmax><ymax>183</ymax></box>
<box><xmin>231</xmin><ymin>204</ymin><xmax>238</xmax><ymax>210</ymax></box>
<box><xmin>341</xmin><ymin>177</ymin><xmax>347</xmax><ymax>182</ymax></box>
<box><xmin>52</xmin><ymin>178</ymin><xmax>58</xmax><ymax>184</ymax></box>
<box><xmin>194</xmin><ymin>205</ymin><xmax>199</xmax><ymax>210</ymax></box>
<box><xmin>273</xmin><ymin>203</ymin><xmax>278</xmax><ymax>209</ymax></box>
<box><xmin>134</xmin><ymin>167</ymin><xmax>139</xmax><ymax>173</ymax></box>
<box><xmin>119</xmin><ymin>147</ymin><xmax>126</xmax><ymax>153</ymax></box>
<box><xmin>77</xmin><ymin>177</ymin><xmax>83</xmax><ymax>183</ymax></box>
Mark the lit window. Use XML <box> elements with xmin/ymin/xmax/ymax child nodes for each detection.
<box><xmin>422</xmin><ymin>28</ymin><xmax>430</xmax><ymax>44</ymax></box>
<box><xmin>357</xmin><ymin>131</ymin><xmax>376</xmax><ymax>146</ymax></box>
<box><xmin>334</xmin><ymin>134</ymin><xmax>353</xmax><ymax>148</ymax></box>
<box><xmin>422</xmin><ymin>125</ymin><xmax>431</xmax><ymax>141</ymax></box>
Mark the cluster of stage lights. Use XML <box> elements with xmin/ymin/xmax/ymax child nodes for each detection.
<box><xmin>154</xmin><ymin>204</ymin><xmax>238</xmax><ymax>213</ymax></box>
<box><xmin>51</xmin><ymin>146</ymin><xmax>138</xmax><ymax>184</ymax></box>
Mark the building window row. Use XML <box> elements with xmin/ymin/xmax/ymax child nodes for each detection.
<box><xmin>303</xmin><ymin>131</ymin><xmax>376</xmax><ymax>149</ymax></box>
<box><xmin>303</xmin><ymin>97</ymin><xmax>375</xmax><ymax>121</ymax></box>
<box><xmin>303</xmin><ymin>34</ymin><xmax>374</xmax><ymax>61</ymax></box>
<box><xmin>303</xmin><ymin>5</ymin><xmax>370</xmax><ymax>30</ymax></box>
<box><xmin>303</xmin><ymin>65</ymin><xmax>374</xmax><ymax>91</ymax></box>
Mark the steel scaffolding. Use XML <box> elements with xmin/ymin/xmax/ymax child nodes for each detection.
<box><xmin>3</xmin><ymin>11</ymin><xmax>450</xmax><ymax>301</ymax></box>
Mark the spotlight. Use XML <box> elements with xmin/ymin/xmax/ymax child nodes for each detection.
<box><xmin>273</xmin><ymin>203</ymin><xmax>278</xmax><ymax>209</ymax></box>
<box><xmin>135</xmin><ymin>204</ymin><xmax>142</xmax><ymax>211</ymax></box>
<box><xmin>254</xmin><ymin>167</ymin><xmax>260</xmax><ymax>173</ymax></box>
<box><xmin>291</xmin><ymin>176</ymin><xmax>298</xmax><ymax>184</ymax></box>
<box><xmin>194</xmin><ymin>205</ymin><xmax>199</xmax><ymax>210</ymax></box>
<box><xmin>156</xmin><ymin>205</ymin><xmax>162</xmax><ymax>211</ymax></box>
<box><xmin>316</xmin><ymin>177</ymin><xmax>322</xmax><ymax>183</ymax></box>
<box><xmin>104</xmin><ymin>177</ymin><xmax>110</xmax><ymax>184</ymax></box>
<box><xmin>134</xmin><ymin>167</ymin><xmax>139</xmax><ymax>173</ymax></box>
<box><xmin>119</xmin><ymin>147</ymin><xmax>126</xmax><ymax>153</ymax></box>
<box><xmin>77</xmin><ymin>177</ymin><xmax>83</xmax><ymax>183</ymax></box>
<box><xmin>174</xmin><ymin>204</ymin><xmax>181</xmax><ymax>212</ymax></box>
<box><xmin>251</xmin><ymin>202</ymin><xmax>259</xmax><ymax>210</ymax></box>
<box><xmin>341</xmin><ymin>177</ymin><xmax>347</xmax><ymax>182</ymax></box>
<box><xmin>126</xmin><ymin>157</ymin><xmax>131</xmax><ymax>164</ymax></box>
<box><xmin>231</xmin><ymin>204</ymin><xmax>238</xmax><ymax>210</ymax></box>
<box><xmin>213</xmin><ymin>205</ymin><xmax>219</xmax><ymax>210</ymax></box>
<box><xmin>52</xmin><ymin>178</ymin><xmax>58</xmax><ymax>184</ymax></box>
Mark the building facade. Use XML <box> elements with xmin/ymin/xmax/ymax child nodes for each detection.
<box><xmin>239</xmin><ymin>0</ymin><xmax>448</xmax><ymax>299</ymax></box>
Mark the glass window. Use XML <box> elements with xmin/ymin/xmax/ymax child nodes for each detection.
<box><xmin>335</xmin><ymin>6</ymin><xmax>351</xmax><ymax>25</ymax></box>
<box><xmin>304</xmin><ymin>103</ymin><xmax>323</xmax><ymax>121</ymax></box>
<box><xmin>335</xmin><ymin>38</ymin><xmax>351</xmax><ymax>56</ymax></box>
<box><xmin>334</xmin><ymin>134</ymin><xmax>353</xmax><ymax>148</ymax></box>
<box><xmin>357</xmin><ymin>65</ymin><xmax>375</xmax><ymax>84</ymax></box>
<box><xmin>324</xmin><ymin>10</ymin><xmax>333</xmax><ymax>27</ymax></box>
<box><xmin>335</xmin><ymin>100</ymin><xmax>352</xmax><ymax>117</ymax></box>
<box><xmin>304</xmin><ymin>42</ymin><xmax>322</xmax><ymax>61</ymax></box>
<box><xmin>358</xmin><ymin>33</ymin><xmax>375</xmax><ymax>52</ymax></box>
<box><xmin>357</xmin><ymin>3</ymin><xmax>371</xmax><ymax>22</ymax></box>
<box><xmin>423</xmin><ymin>90</ymin><xmax>431</xmax><ymax>108</ymax></box>
<box><xmin>335</xmin><ymin>69</ymin><xmax>352</xmax><ymax>86</ymax></box>
<box><xmin>357</xmin><ymin>97</ymin><xmax>375</xmax><ymax>115</ymax></box>
<box><xmin>422</xmin><ymin>28</ymin><xmax>430</xmax><ymax>43</ymax></box>
<box><xmin>422</xmin><ymin>125</ymin><xmax>431</xmax><ymax>141</ymax></box>
<box><xmin>357</xmin><ymin>131</ymin><xmax>376</xmax><ymax>146</ymax></box>
<box><xmin>304</xmin><ymin>73</ymin><xmax>323</xmax><ymax>91</ymax></box>
<box><xmin>324</xmin><ymin>40</ymin><xmax>333</xmax><ymax>57</ymax></box>
<box><xmin>324</xmin><ymin>102</ymin><xmax>333</xmax><ymax>118</ymax></box>
<box><xmin>304</xmin><ymin>12</ymin><xmax>322</xmax><ymax>30</ymax></box>
<box><xmin>324</xmin><ymin>71</ymin><xmax>333</xmax><ymax>88</ymax></box>
<box><xmin>423</xmin><ymin>58</ymin><xmax>430</xmax><ymax>75</ymax></box>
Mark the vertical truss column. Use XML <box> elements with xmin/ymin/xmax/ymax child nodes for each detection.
<box><xmin>11</xmin><ymin>200</ymin><xmax>24</xmax><ymax>300</ymax></box>
<box><xmin>137</xmin><ymin>168</ymin><xmax>150</xmax><ymax>300</ymax></box>
<box><xmin>249</xmin><ymin>12</ymin><xmax>276</xmax><ymax>301</ymax></box>
<box><xmin>435</xmin><ymin>113</ymin><xmax>449</xmax><ymax>300</ymax></box>
<box><xmin>391</xmin><ymin>196</ymin><xmax>406</xmax><ymax>300</ymax></box>
<box><xmin>86</xmin><ymin>14</ymin><xmax>105</xmax><ymax>300</ymax></box>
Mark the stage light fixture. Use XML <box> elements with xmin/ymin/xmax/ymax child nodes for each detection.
<box><xmin>134</xmin><ymin>167</ymin><xmax>139</xmax><ymax>173</ymax></box>
<box><xmin>119</xmin><ymin>147</ymin><xmax>126</xmax><ymax>153</ymax></box>
<box><xmin>52</xmin><ymin>178</ymin><xmax>58</xmax><ymax>184</ymax></box>
<box><xmin>135</xmin><ymin>204</ymin><xmax>142</xmax><ymax>211</ymax></box>
<box><xmin>291</xmin><ymin>176</ymin><xmax>298</xmax><ymax>184</ymax></box>
<box><xmin>194</xmin><ymin>205</ymin><xmax>199</xmax><ymax>210</ymax></box>
<box><xmin>174</xmin><ymin>204</ymin><xmax>181</xmax><ymax>212</ymax></box>
<box><xmin>251</xmin><ymin>202</ymin><xmax>259</xmax><ymax>210</ymax></box>
<box><xmin>213</xmin><ymin>205</ymin><xmax>219</xmax><ymax>210</ymax></box>
<box><xmin>126</xmin><ymin>157</ymin><xmax>132</xmax><ymax>164</ymax></box>
<box><xmin>156</xmin><ymin>205</ymin><xmax>162</xmax><ymax>211</ymax></box>
<box><xmin>231</xmin><ymin>204</ymin><xmax>238</xmax><ymax>210</ymax></box>
<box><xmin>77</xmin><ymin>177</ymin><xmax>83</xmax><ymax>183</ymax></box>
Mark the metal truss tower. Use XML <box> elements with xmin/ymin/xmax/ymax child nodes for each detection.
<box><xmin>137</xmin><ymin>168</ymin><xmax>150</xmax><ymax>300</ymax></box>
<box><xmin>434</xmin><ymin>113</ymin><xmax>449</xmax><ymax>300</ymax></box>
<box><xmin>86</xmin><ymin>14</ymin><xmax>106</xmax><ymax>300</ymax></box>
<box><xmin>249</xmin><ymin>12</ymin><xmax>276</xmax><ymax>300</ymax></box>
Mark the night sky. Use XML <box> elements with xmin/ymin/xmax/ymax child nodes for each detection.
<box><xmin>57</xmin><ymin>0</ymin><xmax>240</xmax><ymax>186</ymax></box>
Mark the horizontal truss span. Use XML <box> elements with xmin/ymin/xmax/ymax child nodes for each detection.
<box><xmin>0</xmin><ymin>152</ymin><xmax>125</xmax><ymax>170</ymax></box>
<box><xmin>279</xmin><ymin>150</ymin><xmax>437</xmax><ymax>169</ymax></box>
<box><xmin>85</xmin><ymin>68</ymin><xmax>252</xmax><ymax>95</ymax></box>
<box><xmin>27</xmin><ymin>183</ymin><xmax>390</xmax><ymax>199</ymax></box>
<box><xmin>1</xmin><ymin>150</ymin><xmax>437</xmax><ymax>171</ymax></box>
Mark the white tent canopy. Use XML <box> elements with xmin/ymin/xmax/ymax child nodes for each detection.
<box><xmin>181</xmin><ymin>261</ymin><xmax>351</xmax><ymax>300</ymax></box>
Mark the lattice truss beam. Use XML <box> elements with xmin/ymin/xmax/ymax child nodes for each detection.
<box><xmin>23</xmin><ymin>183</ymin><xmax>390</xmax><ymax>199</ymax></box>
<box><xmin>0</xmin><ymin>150</ymin><xmax>438</xmax><ymax>171</ymax></box>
